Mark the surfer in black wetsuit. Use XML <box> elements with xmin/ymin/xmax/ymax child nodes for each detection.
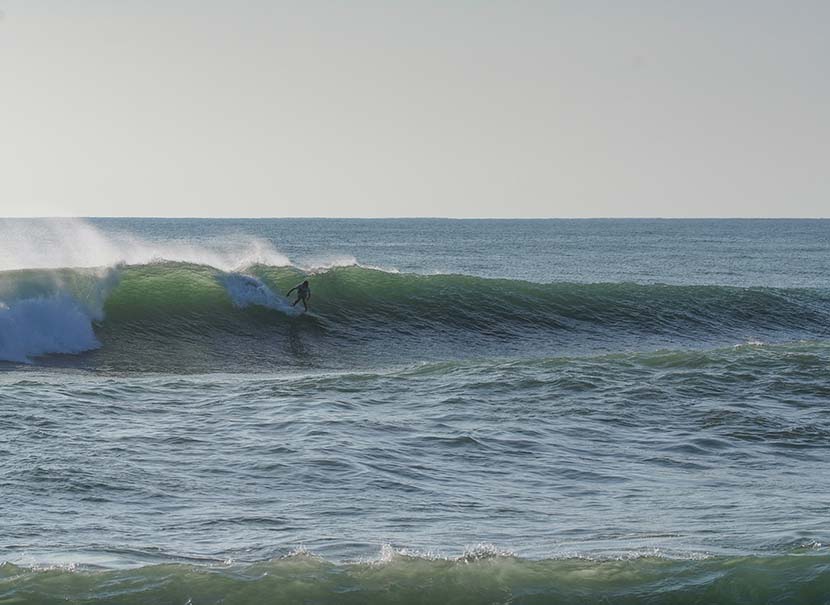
<box><xmin>286</xmin><ymin>280</ymin><xmax>311</xmax><ymax>311</ymax></box>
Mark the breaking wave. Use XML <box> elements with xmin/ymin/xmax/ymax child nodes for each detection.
<box><xmin>3</xmin><ymin>550</ymin><xmax>830</xmax><ymax>604</ymax></box>
<box><xmin>1</xmin><ymin>261</ymin><xmax>828</xmax><ymax>366</ymax></box>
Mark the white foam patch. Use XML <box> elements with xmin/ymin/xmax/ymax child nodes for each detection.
<box><xmin>0</xmin><ymin>296</ymin><xmax>101</xmax><ymax>363</ymax></box>
<box><xmin>299</xmin><ymin>254</ymin><xmax>400</xmax><ymax>274</ymax></box>
<box><xmin>733</xmin><ymin>339</ymin><xmax>767</xmax><ymax>349</ymax></box>
<box><xmin>222</xmin><ymin>274</ymin><xmax>303</xmax><ymax>316</ymax></box>
<box><xmin>301</xmin><ymin>254</ymin><xmax>360</xmax><ymax>272</ymax></box>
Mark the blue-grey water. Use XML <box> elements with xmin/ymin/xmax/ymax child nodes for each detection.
<box><xmin>1</xmin><ymin>218</ymin><xmax>829</xmax><ymax>603</ymax></box>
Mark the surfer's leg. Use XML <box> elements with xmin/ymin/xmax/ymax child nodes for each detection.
<box><xmin>302</xmin><ymin>299</ymin><xmax>308</xmax><ymax>311</ymax></box>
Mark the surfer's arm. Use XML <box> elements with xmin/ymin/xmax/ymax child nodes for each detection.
<box><xmin>286</xmin><ymin>286</ymin><xmax>297</xmax><ymax>296</ymax></box>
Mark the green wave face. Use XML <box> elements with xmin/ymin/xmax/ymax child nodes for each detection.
<box><xmin>3</xmin><ymin>553</ymin><xmax>830</xmax><ymax>604</ymax></box>
<box><xmin>2</xmin><ymin>262</ymin><xmax>829</xmax><ymax>369</ymax></box>
<box><xmin>99</xmin><ymin>262</ymin><xmax>830</xmax><ymax>330</ymax></box>
<box><xmin>104</xmin><ymin>263</ymin><xmax>231</xmax><ymax>318</ymax></box>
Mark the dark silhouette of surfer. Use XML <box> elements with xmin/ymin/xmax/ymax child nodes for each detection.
<box><xmin>286</xmin><ymin>280</ymin><xmax>311</xmax><ymax>311</ymax></box>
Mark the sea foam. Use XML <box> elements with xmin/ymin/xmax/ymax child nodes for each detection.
<box><xmin>0</xmin><ymin>295</ymin><xmax>101</xmax><ymax>362</ymax></box>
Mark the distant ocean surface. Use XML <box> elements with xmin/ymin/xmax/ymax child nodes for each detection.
<box><xmin>1</xmin><ymin>218</ymin><xmax>829</xmax><ymax>604</ymax></box>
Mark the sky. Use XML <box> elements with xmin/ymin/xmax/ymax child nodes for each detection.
<box><xmin>0</xmin><ymin>1</ymin><xmax>828</xmax><ymax>218</ymax></box>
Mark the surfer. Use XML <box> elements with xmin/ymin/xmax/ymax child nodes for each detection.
<box><xmin>286</xmin><ymin>280</ymin><xmax>311</xmax><ymax>311</ymax></box>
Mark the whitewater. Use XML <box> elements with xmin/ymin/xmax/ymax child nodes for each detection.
<box><xmin>1</xmin><ymin>218</ymin><xmax>829</xmax><ymax>604</ymax></box>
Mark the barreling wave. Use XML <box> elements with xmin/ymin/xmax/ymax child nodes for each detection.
<box><xmin>1</xmin><ymin>261</ymin><xmax>829</xmax><ymax>367</ymax></box>
<box><xmin>3</xmin><ymin>550</ymin><xmax>830</xmax><ymax>604</ymax></box>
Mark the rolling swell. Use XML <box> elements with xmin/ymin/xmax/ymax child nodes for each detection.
<box><xmin>1</xmin><ymin>262</ymin><xmax>829</xmax><ymax>368</ymax></box>
<box><xmin>3</xmin><ymin>552</ymin><xmax>830</xmax><ymax>604</ymax></box>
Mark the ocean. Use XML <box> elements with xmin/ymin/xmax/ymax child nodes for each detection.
<box><xmin>1</xmin><ymin>218</ymin><xmax>829</xmax><ymax>604</ymax></box>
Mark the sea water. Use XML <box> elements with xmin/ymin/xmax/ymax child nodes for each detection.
<box><xmin>1</xmin><ymin>218</ymin><xmax>829</xmax><ymax>603</ymax></box>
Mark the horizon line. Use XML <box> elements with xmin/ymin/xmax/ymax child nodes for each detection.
<box><xmin>3</xmin><ymin>216</ymin><xmax>830</xmax><ymax>221</ymax></box>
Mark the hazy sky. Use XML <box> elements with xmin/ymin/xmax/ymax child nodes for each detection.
<box><xmin>1</xmin><ymin>1</ymin><xmax>828</xmax><ymax>217</ymax></box>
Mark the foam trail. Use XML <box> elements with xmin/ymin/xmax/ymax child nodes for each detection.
<box><xmin>222</xmin><ymin>273</ymin><xmax>303</xmax><ymax>316</ymax></box>
<box><xmin>0</xmin><ymin>296</ymin><xmax>100</xmax><ymax>362</ymax></box>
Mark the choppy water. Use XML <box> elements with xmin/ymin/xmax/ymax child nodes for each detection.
<box><xmin>1</xmin><ymin>218</ymin><xmax>829</xmax><ymax>603</ymax></box>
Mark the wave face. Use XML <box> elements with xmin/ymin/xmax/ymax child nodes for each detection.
<box><xmin>2</xmin><ymin>262</ymin><xmax>829</xmax><ymax>368</ymax></box>
<box><xmin>3</xmin><ymin>552</ymin><xmax>830</xmax><ymax>604</ymax></box>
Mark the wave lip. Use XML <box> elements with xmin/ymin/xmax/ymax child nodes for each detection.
<box><xmin>0</xmin><ymin>266</ymin><xmax>119</xmax><ymax>363</ymax></box>
<box><xmin>0</xmin><ymin>295</ymin><xmax>100</xmax><ymax>363</ymax></box>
